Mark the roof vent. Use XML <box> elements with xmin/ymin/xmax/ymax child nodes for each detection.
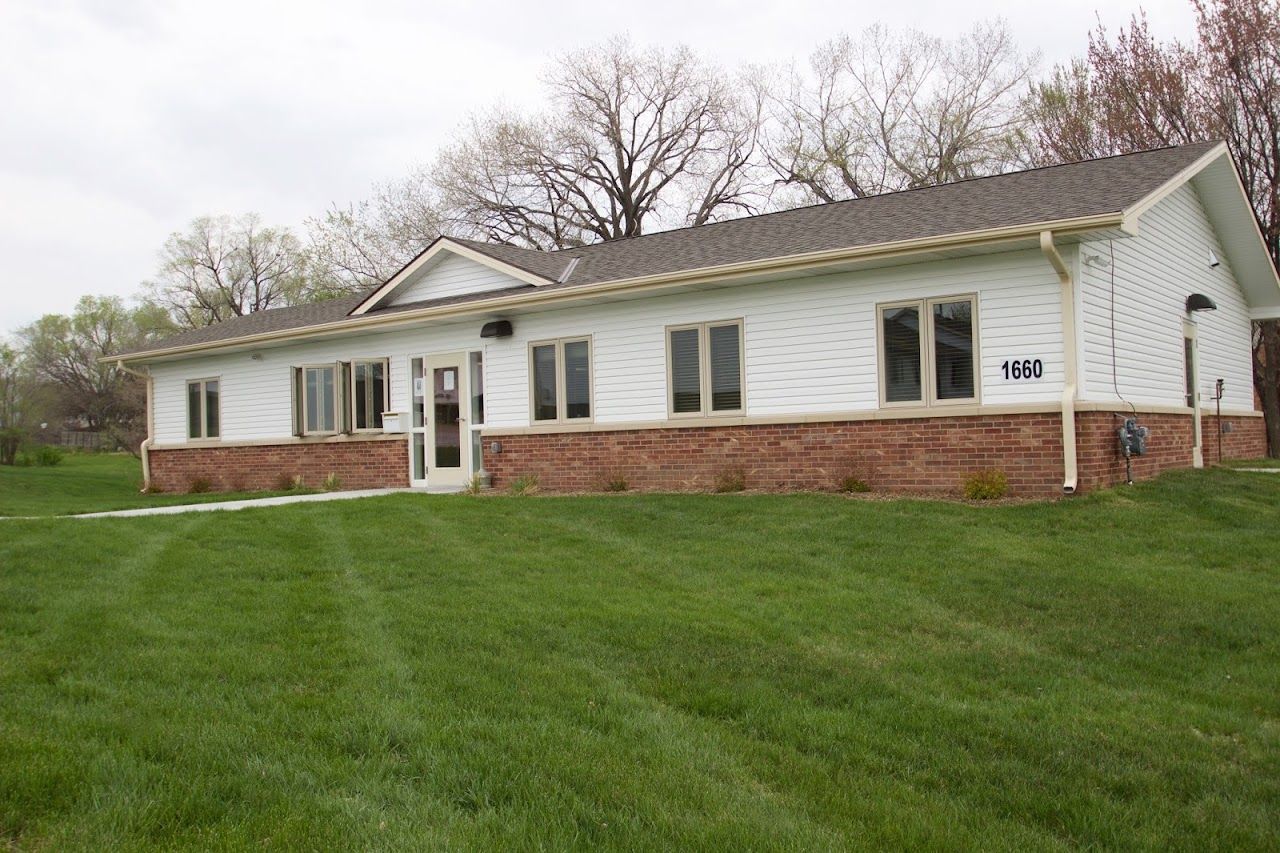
<box><xmin>1186</xmin><ymin>293</ymin><xmax>1218</xmax><ymax>313</ymax></box>
<box><xmin>480</xmin><ymin>320</ymin><xmax>513</xmax><ymax>338</ymax></box>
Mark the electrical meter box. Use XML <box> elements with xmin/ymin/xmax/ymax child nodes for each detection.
<box><xmin>1118</xmin><ymin>418</ymin><xmax>1149</xmax><ymax>457</ymax></box>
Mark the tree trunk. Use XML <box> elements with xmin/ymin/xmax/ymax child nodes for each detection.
<box><xmin>1256</xmin><ymin>319</ymin><xmax>1280</xmax><ymax>458</ymax></box>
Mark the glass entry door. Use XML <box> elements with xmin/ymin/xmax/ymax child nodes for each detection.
<box><xmin>423</xmin><ymin>352</ymin><xmax>469</xmax><ymax>488</ymax></box>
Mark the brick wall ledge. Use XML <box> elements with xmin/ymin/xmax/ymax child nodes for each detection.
<box><xmin>1076</xmin><ymin>401</ymin><xmax>1261</xmax><ymax>417</ymax></box>
<box><xmin>152</xmin><ymin>433</ymin><xmax>405</xmax><ymax>451</ymax></box>
<box><xmin>482</xmin><ymin>403</ymin><xmax>1262</xmax><ymax>437</ymax></box>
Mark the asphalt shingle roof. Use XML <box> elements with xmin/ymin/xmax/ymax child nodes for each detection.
<box><xmin>119</xmin><ymin>142</ymin><xmax>1218</xmax><ymax>358</ymax></box>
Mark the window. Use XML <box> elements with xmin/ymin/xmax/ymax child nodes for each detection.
<box><xmin>351</xmin><ymin>359</ymin><xmax>388</xmax><ymax>432</ymax></box>
<box><xmin>469</xmin><ymin>351</ymin><xmax>484</xmax><ymax>472</ymax></box>
<box><xmin>1184</xmin><ymin>336</ymin><xmax>1196</xmax><ymax>409</ymax></box>
<box><xmin>667</xmin><ymin>320</ymin><xmax>745</xmax><ymax>417</ymax></box>
<box><xmin>186</xmin><ymin>378</ymin><xmax>220</xmax><ymax>440</ymax></box>
<box><xmin>878</xmin><ymin>296</ymin><xmax>977</xmax><ymax>406</ymax></box>
<box><xmin>529</xmin><ymin>338</ymin><xmax>593</xmax><ymax>423</ymax></box>
<box><xmin>301</xmin><ymin>365</ymin><xmax>338</xmax><ymax>435</ymax></box>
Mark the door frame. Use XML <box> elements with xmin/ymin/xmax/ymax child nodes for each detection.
<box><xmin>1184</xmin><ymin>320</ymin><xmax>1203</xmax><ymax>468</ymax></box>
<box><xmin>423</xmin><ymin>351</ymin><xmax>470</xmax><ymax>488</ymax></box>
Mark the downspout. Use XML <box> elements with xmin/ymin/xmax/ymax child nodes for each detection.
<box><xmin>115</xmin><ymin>360</ymin><xmax>154</xmax><ymax>491</ymax></box>
<box><xmin>1040</xmin><ymin>231</ymin><xmax>1079</xmax><ymax>494</ymax></box>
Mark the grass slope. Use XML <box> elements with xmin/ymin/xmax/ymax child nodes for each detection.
<box><xmin>0</xmin><ymin>454</ymin><xmax>303</xmax><ymax>517</ymax></box>
<box><xmin>1</xmin><ymin>469</ymin><xmax>1278</xmax><ymax>849</ymax></box>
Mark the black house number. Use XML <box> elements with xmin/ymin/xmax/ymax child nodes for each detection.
<box><xmin>1001</xmin><ymin>358</ymin><xmax>1044</xmax><ymax>381</ymax></box>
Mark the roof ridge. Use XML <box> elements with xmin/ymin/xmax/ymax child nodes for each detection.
<box><xmin>541</xmin><ymin>140</ymin><xmax>1222</xmax><ymax>257</ymax></box>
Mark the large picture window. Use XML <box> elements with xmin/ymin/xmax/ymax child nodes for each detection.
<box><xmin>351</xmin><ymin>359</ymin><xmax>388</xmax><ymax>432</ymax></box>
<box><xmin>529</xmin><ymin>337</ymin><xmax>593</xmax><ymax>423</ymax></box>
<box><xmin>186</xmin><ymin>378</ymin><xmax>220</xmax><ymax>440</ymax></box>
<box><xmin>878</xmin><ymin>295</ymin><xmax>978</xmax><ymax>407</ymax></box>
<box><xmin>666</xmin><ymin>320</ymin><xmax>745</xmax><ymax>417</ymax></box>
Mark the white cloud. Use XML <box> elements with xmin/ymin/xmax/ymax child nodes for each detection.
<box><xmin>0</xmin><ymin>0</ymin><xmax>1198</xmax><ymax>329</ymax></box>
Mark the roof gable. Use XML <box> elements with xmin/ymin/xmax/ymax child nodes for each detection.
<box><xmin>350</xmin><ymin>238</ymin><xmax>571</xmax><ymax>316</ymax></box>
<box><xmin>375</xmin><ymin>251</ymin><xmax>530</xmax><ymax>309</ymax></box>
<box><xmin>1186</xmin><ymin>154</ymin><xmax>1280</xmax><ymax>318</ymax></box>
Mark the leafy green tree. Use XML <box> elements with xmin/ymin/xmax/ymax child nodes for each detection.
<box><xmin>147</xmin><ymin>213</ymin><xmax>309</xmax><ymax>328</ymax></box>
<box><xmin>17</xmin><ymin>296</ymin><xmax>172</xmax><ymax>454</ymax></box>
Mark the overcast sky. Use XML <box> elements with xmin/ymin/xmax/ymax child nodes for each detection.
<box><xmin>0</xmin><ymin>0</ymin><xmax>1200</xmax><ymax>329</ymax></box>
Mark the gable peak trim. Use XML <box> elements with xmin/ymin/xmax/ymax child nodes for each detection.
<box><xmin>350</xmin><ymin>237</ymin><xmax>557</xmax><ymax>316</ymax></box>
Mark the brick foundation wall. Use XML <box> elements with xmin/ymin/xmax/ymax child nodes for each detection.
<box><xmin>1076</xmin><ymin>410</ymin><xmax>1266</xmax><ymax>491</ymax></box>
<box><xmin>484</xmin><ymin>414</ymin><xmax>1067</xmax><ymax>497</ymax></box>
<box><xmin>146</xmin><ymin>410</ymin><xmax>1264</xmax><ymax>497</ymax></box>
<box><xmin>150</xmin><ymin>437</ymin><xmax>409</xmax><ymax>493</ymax></box>
<box><xmin>483</xmin><ymin>410</ymin><xmax>1267</xmax><ymax>497</ymax></box>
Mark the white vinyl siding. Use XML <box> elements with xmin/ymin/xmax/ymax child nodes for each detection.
<box><xmin>1079</xmin><ymin>183</ymin><xmax>1256</xmax><ymax>411</ymax></box>
<box><xmin>385</xmin><ymin>252</ymin><xmax>527</xmax><ymax>306</ymax></box>
<box><xmin>148</xmin><ymin>247</ymin><xmax>1069</xmax><ymax>444</ymax></box>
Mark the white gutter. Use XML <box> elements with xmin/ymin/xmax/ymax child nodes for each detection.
<box><xmin>1040</xmin><ymin>231</ymin><xmax>1079</xmax><ymax>494</ymax></box>
<box><xmin>115</xmin><ymin>360</ymin><xmax>154</xmax><ymax>491</ymax></box>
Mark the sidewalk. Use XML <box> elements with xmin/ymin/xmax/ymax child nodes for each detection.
<box><xmin>3</xmin><ymin>487</ymin><xmax>459</xmax><ymax>520</ymax></box>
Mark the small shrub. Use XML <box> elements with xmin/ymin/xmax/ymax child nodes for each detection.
<box><xmin>33</xmin><ymin>445</ymin><xmax>65</xmax><ymax>467</ymax></box>
<box><xmin>464</xmin><ymin>474</ymin><xmax>484</xmax><ymax>495</ymax></box>
<box><xmin>275</xmin><ymin>472</ymin><xmax>305</xmax><ymax>491</ymax></box>
<box><xmin>142</xmin><ymin>481</ymin><xmax>165</xmax><ymax>495</ymax></box>
<box><xmin>187</xmin><ymin>476</ymin><xmax>213</xmax><ymax>494</ymax></box>
<box><xmin>322</xmin><ymin>472</ymin><xmax>343</xmax><ymax>492</ymax></box>
<box><xmin>713</xmin><ymin>467</ymin><xmax>746</xmax><ymax>493</ymax></box>
<box><xmin>601</xmin><ymin>472</ymin><xmax>629</xmax><ymax>492</ymax></box>
<box><xmin>837</xmin><ymin>475</ymin><xmax>871</xmax><ymax>493</ymax></box>
<box><xmin>13</xmin><ymin>452</ymin><xmax>34</xmax><ymax>467</ymax></box>
<box><xmin>508</xmin><ymin>473</ymin><xmax>540</xmax><ymax>496</ymax></box>
<box><xmin>963</xmin><ymin>470</ymin><xmax>1009</xmax><ymax>500</ymax></box>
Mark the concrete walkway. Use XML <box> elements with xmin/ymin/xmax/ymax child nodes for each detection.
<box><xmin>4</xmin><ymin>487</ymin><xmax>459</xmax><ymax>520</ymax></box>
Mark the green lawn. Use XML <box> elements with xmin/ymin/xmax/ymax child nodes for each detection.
<box><xmin>2</xmin><ymin>471</ymin><xmax>1278</xmax><ymax>849</ymax></box>
<box><xmin>1223</xmin><ymin>457</ymin><xmax>1280</xmax><ymax>469</ymax></box>
<box><xmin>0</xmin><ymin>453</ymin><xmax>306</xmax><ymax>517</ymax></box>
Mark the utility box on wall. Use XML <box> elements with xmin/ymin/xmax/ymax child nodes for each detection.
<box><xmin>381</xmin><ymin>412</ymin><xmax>407</xmax><ymax>434</ymax></box>
<box><xmin>1118</xmin><ymin>418</ymin><xmax>1149</xmax><ymax>457</ymax></box>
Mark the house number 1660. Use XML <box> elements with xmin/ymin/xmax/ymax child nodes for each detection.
<box><xmin>1001</xmin><ymin>359</ymin><xmax>1044</xmax><ymax>381</ymax></box>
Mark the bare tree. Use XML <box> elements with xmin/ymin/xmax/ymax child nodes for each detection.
<box><xmin>1024</xmin><ymin>13</ymin><xmax>1206</xmax><ymax>163</ymax></box>
<box><xmin>306</xmin><ymin>170</ymin><xmax>446</xmax><ymax>295</ymax></box>
<box><xmin>147</xmin><ymin>214</ymin><xmax>308</xmax><ymax>328</ymax></box>
<box><xmin>764</xmin><ymin>21</ymin><xmax>1038</xmax><ymax>204</ymax></box>
<box><xmin>433</xmin><ymin>38</ymin><xmax>768</xmax><ymax>248</ymax></box>
<box><xmin>0</xmin><ymin>342</ymin><xmax>42</xmax><ymax>464</ymax></box>
<box><xmin>1027</xmin><ymin>0</ymin><xmax>1280</xmax><ymax>456</ymax></box>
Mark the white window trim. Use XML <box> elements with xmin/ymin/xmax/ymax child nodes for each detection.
<box><xmin>186</xmin><ymin>376</ymin><xmax>221</xmax><ymax>441</ymax></box>
<box><xmin>349</xmin><ymin>357</ymin><xmax>390</xmax><ymax>433</ymax></box>
<box><xmin>877</xmin><ymin>295</ymin><xmax>980</xmax><ymax>408</ymax></box>
<box><xmin>300</xmin><ymin>363</ymin><xmax>339</xmax><ymax>436</ymax></box>
<box><xmin>528</xmin><ymin>337</ymin><xmax>594</xmax><ymax>424</ymax></box>
<box><xmin>665</xmin><ymin>319</ymin><xmax>746</xmax><ymax>419</ymax></box>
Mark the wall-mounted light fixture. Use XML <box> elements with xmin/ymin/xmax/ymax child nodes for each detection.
<box><xmin>480</xmin><ymin>320</ymin><xmax>513</xmax><ymax>338</ymax></box>
<box><xmin>1186</xmin><ymin>293</ymin><xmax>1218</xmax><ymax>313</ymax></box>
